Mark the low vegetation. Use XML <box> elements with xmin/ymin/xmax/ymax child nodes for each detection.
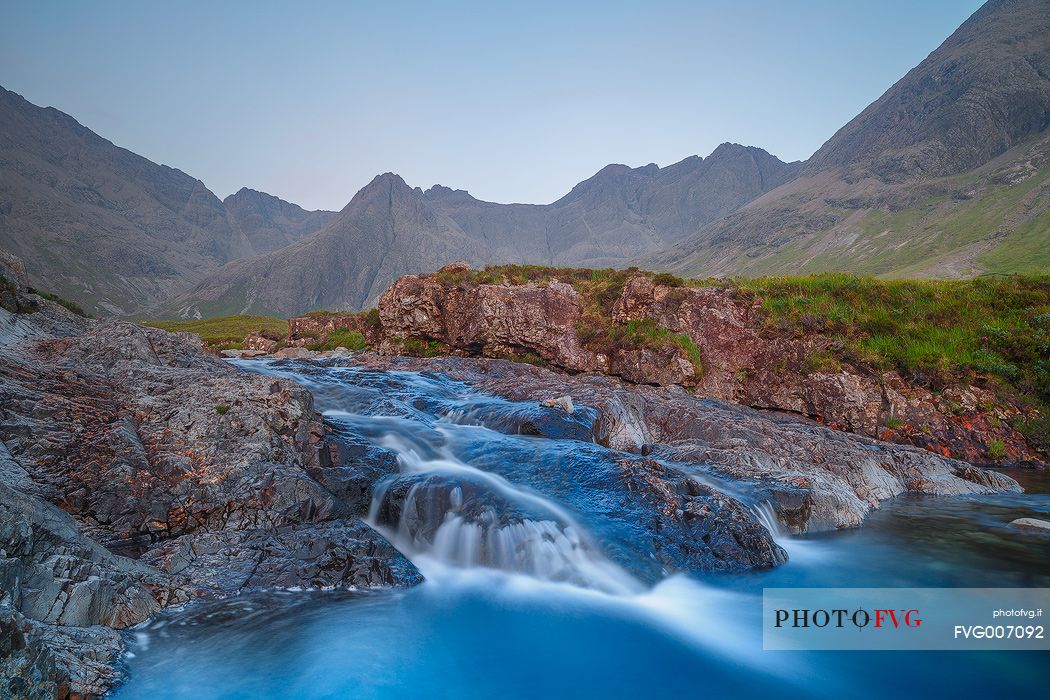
<box><xmin>401</xmin><ymin>337</ymin><xmax>449</xmax><ymax>357</ymax></box>
<box><xmin>1</xmin><ymin>275</ymin><xmax>93</xmax><ymax>317</ymax></box>
<box><xmin>307</xmin><ymin>328</ymin><xmax>368</xmax><ymax>352</ymax></box>
<box><xmin>143</xmin><ymin>315</ymin><xmax>286</xmax><ymax>350</ymax></box>
<box><xmin>436</xmin><ymin>265</ymin><xmax>1049</xmax><ymax>440</ymax></box>
<box><xmin>27</xmin><ymin>288</ymin><xmax>93</xmax><ymax>317</ymax></box>
<box><xmin>735</xmin><ymin>273</ymin><xmax>1048</xmax><ymax>389</ymax></box>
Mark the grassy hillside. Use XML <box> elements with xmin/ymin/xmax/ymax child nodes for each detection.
<box><xmin>662</xmin><ymin>133</ymin><xmax>1050</xmax><ymax>280</ymax></box>
<box><xmin>143</xmin><ymin>315</ymin><xmax>285</xmax><ymax>350</ymax></box>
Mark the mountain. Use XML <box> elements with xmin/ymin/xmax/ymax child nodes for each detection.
<box><xmin>653</xmin><ymin>0</ymin><xmax>1050</xmax><ymax>278</ymax></box>
<box><xmin>164</xmin><ymin>145</ymin><xmax>800</xmax><ymax>317</ymax></box>
<box><xmin>0</xmin><ymin>87</ymin><xmax>334</xmax><ymax>316</ymax></box>
<box><xmin>164</xmin><ymin>173</ymin><xmax>490</xmax><ymax>317</ymax></box>
<box><xmin>421</xmin><ymin>143</ymin><xmax>800</xmax><ymax>267</ymax></box>
<box><xmin>224</xmin><ymin>188</ymin><xmax>337</xmax><ymax>255</ymax></box>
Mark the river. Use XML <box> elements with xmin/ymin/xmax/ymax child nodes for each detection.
<box><xmin>113</xmin><ymin>361</ymin><xmax>1050</xmax><ymax>699</ymax></box>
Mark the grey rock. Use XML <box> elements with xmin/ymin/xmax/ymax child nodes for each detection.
<box><xmin>0</xmin><ymin>272</ymin><xmax>421</xmax><ymax>697</ymax></box>
<box><xmin>163</xmin><ymin>146</ymin><xmax>801</xmax><ymax>317</ymax></box>
<box><xmin>354</xmin><ymin>355</ymin><xmax>1020</xmax><ymax>534</ymax></box>
<box><xmin>541</xmin><ymin>395</ymin><xmax>575</xmax><ymax>415</ymax></box>
<box><xmin>142</xmin><ymin>521</ymin><xmax>421</xmax><ymax>595</ymax></box>
<box><xmin>1009</xmin><ymin>517</ymin><xmax>1050</xmax><ymax>532</ymax></box>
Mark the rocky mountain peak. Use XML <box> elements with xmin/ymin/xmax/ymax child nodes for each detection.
<box><xmin>345</xmin><ymin>172</ymin><xmax>417</xmax><ymax>209</ymax></box>
<box><xmin>807</xmin><ymin>0</ymin><xmax>1050</xmax><ymax>181</ymax></box>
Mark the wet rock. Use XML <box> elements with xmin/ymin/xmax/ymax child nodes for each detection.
<box><xmin>370</xmin><ymin>432</ymin><xmax>784</xmax><ymax>583</ymax></box>
<box><xmin>1009</xmin><ymin>517</ymin><xmax>1050</xmax><ymax>532</ymax></box>
<box><xmin>541</xmin><ymin>395</ymin><xmax>575</xmax><ymax>415</ymax></box>
<box><xmin>142</xmin><ymin>521</ymin><xmax>421</xmax><ymax>595</ymax></box>
<box><xmin>0</xmin><ymin>484</ymin><xmax>177</xmax><ymax>698</ymax></box>
<box><xmin>0</xmin><ymin>267</ymin><xmax>422</xmax><ymax>697</ymax></box>
<box><xmin>1</xmin><ymin>609</ymin><xmax>125</xmax><ymax>700</ymax></box>
<box><xmin>305</xmin><ymin>428</ymin><xmax>402</xmax><ymax>515</ymax></box>
<box><xmin>0</xmin><ymin>483</ymin><xmax>179</xmax><ymax>628</ymax></box>
<box><xmin>353</xmin><ymin>355</ymin><xmax>1021</xmax><ymax>534</ymax></box>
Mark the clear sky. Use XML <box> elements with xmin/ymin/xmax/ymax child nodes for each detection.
<box><xmin>1</xmin><ymin>0</ymin><xmax>984</xmax><ymax>210</ymax></box>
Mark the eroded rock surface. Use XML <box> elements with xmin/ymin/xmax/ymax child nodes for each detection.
<box><xmin>373</xmin><ymin>267</ymin><xmax>1042</xmax><ymax>465</ymax></box>
<box><xmin>352</xmin><ymin>355</ymin><xmax>1020</xmax><ymax>533</ymax></box>
<box><xmin>0</xmin><ymin>273</ymin><xmax>419</xmax><ymax>698</ymax></box>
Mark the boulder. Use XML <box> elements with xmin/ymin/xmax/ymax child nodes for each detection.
<box><xmin>1009</xmin><ymin>517</ymin><xmax>1050</xmax><ymax>532</ymax></box>
<box><xmin>273</xmin><ymin>345</ymin><xmax>317</xmax><ymax>359</ymax></box>
<box><xmin>540</xmin><ymin>395</ymin><xmax>575</xmax><ymax>414</ymax></box>
<box><xmin>243</xmin><ymin>333</ymin><xmax>279</xmax><ymax>353</ymax></box>
<box><xmin>379</xmin><ymin>274</ymin><xmax>603</xmax><ymax>370</ymax></box>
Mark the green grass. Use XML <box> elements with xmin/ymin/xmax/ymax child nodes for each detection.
<box><xmin>306</xmin><ymin>328</ymin><xmax>368</xmax><ymax>352</ymax></box>
<box><xmin>26</xmin><ymin>287</ymin><xmax>92</xmax><ymax>317</ymax></box>
<box><xmin>605</xmin><ymin>319</ymin><xmax>703</xmax><ymax>373</ymax></box>
<box><xmin>734</xmin><ymin>274</ymin><xmax>1050</xmax><ymax>418</ymax></box>
<box><xmin>437</xmin><ymin>266</ymin><xmax>1049</xmax><ymax>431</ymax></box>
<box><xmin>143</xmin><ymin>315</ymin><xmax>286</xmax><ymax>350</ymax></box>
<box><xmin>401</xmin><ymin>337</ymin><xmax>448</xmax><ymax>357</ymax></box>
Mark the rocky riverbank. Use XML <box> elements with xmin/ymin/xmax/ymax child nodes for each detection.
<box><xmin>348</xmin><ymin>354</ymin><xmax>1020</xmax><ymax>533</ymax></box>
<box><xmin>0</xmin><ymin>270</ymin><xmax>418</xmax><ymax>697</ymax></box>
<box><xmin>250</xmin><ymin>262</ymin><xmax>1044</xmax><ymax>466</ymax></box>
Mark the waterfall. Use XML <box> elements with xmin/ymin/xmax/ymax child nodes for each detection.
<box><xmin>367</xmin><ymin>429</ymin><xmax>643</xmax><ymax>595</ymax></box>
<box><xmin>751</xmin><ymin>501</ymin><xmax>783</xmax><ymax>542</ymax></box>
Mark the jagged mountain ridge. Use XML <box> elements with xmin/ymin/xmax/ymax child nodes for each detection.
<box><xmin>808</xmin><ymin>0</ymin><xmax>1050</xmax><ymax>182</ymax></box>
<box><xmin>0</xmin><ymin>87</ymin><xmax>335</xmax><ymax>316</ymax></box>
<box><xmin>164</xmin><ymin>145</ymin><xmax>800</xmax><ymax>317</ymax></box>
<box><xmin>224</xmin><ymin>188</ymin><xmax>338</xmax><ymax>256</ymax></box>
<box><xmin>654</xmin><ymin>0</ymin><xmax>1050</xmax><ymax>279</ymax></box>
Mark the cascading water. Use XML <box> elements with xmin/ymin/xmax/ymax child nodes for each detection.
<box><xmin>365</xmin><ymin>426</ymin><xmax>643</xmax><ymax>594</ymax></box>
<box><xmin>752</xmin><ymin>501</ymin><xmax>783</xmax><ymax>540</ymax></box>
<box><xmin>112</xmin><ymin>359</ymin><xmax>1050</xmax><ymax>700</ymax></box>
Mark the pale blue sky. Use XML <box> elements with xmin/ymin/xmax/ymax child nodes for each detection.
<box><xmin>1</xmin><ymin>0</ymin><xmax>984</xmax><ymax>210</ymax></box>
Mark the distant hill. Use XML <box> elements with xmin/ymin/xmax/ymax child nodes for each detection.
<box><xmin>224</xmin><ymin>188</ymin><xmax>337</xmax><ymax>256</ymax></box>
<box><xmin>0</xmin><ymin>87</ymin><xmax>334</xmax><ymax>316</ymax></box>
<box><xmin>651</xmin><ymin>0</ymin><xmax>1050</xmax><ymax>279</ymax></box>
<box><xmin>164</xmin><ymin>144</ymin><xmax>799</xmax><ymax>318</ymax></box>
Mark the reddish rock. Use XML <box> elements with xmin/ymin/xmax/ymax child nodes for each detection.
<box><xmin>378</xmin><ymin>274</ymin><xmax>603</xmax><ymax>370</ymax></box>
<box><xmin>287</xmin><ymin>312</ymin><xmax>381</xmax><ymax>348</ymax></box>
<box><xmin>374</xmin><ymin>271</ymin><xmax>1045</xmax><ymax>465</ymax></box>
<box><xmin>243</xmin><ymin>333</ymin><xmax>278</xmax><ymax>352</ymax></box>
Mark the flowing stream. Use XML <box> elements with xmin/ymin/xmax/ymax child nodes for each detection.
<box><xmin>113</xmin><ymin>361</ymin><xmax>1050</xmax><ymax>699</ymax></box>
